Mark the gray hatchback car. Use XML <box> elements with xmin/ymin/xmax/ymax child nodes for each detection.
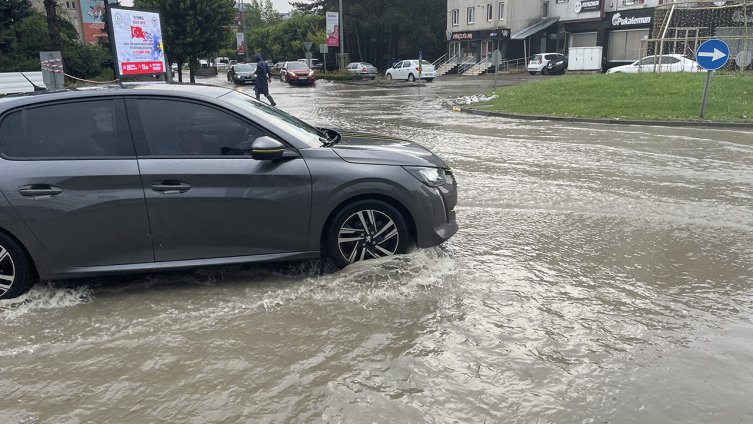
<box><xmin>0</xmin><ymin>84</ymin><xmax>458</xmax><ymax>299</ymax></box>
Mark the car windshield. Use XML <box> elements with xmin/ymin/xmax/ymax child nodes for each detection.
<box><xmin>218</xmin><ymin>91</ymin><xmax>323</xmax><ymax>147</ymax></box>
<box><xmin>287</xmin><ymin>62</ymin><xmax>308</xmax><ymax>70</ymax></box>
<box><xmin>235</xmin><ymin>65</ymin><xmax>255</xmax><ymax>72</ymax></box>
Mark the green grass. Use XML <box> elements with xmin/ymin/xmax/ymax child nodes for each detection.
<box><xmin>476</xmin><ymin>72</ymin><xmax>752</xmax><ymax>123</ymax></box>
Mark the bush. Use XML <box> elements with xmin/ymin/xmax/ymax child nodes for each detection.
<box><xmin>314</xmin><ymin>70</ymin><xmax>362</xmax><ymax>81</ymax></box>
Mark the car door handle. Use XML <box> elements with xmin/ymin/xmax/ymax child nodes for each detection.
<box><xmin>18</xmin><ymin>184</ymin><xmax>63</xmax><ymax>197</ymax></box>
<box><xmin>150</xmin><ymin>181</ymin><xmax>191</xmax><ymax>194</ymax></box>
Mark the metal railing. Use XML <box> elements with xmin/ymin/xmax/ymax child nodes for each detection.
<box><xmin>494</xmin><ymin>57</ymin><xmax>530</xmax><ymax>72</ymax></box>
<box><xmin>432</xmin><ymin>54</ymin><xmax>447</xmax><ymax>68</ymax></box>
<box><xmin>457</xmin><ymin>57</ymin><xmax>477</xmax><ymax>74</ymax></box>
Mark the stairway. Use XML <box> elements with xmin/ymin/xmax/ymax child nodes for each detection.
<box><xmin>461</xmin><ymin>61</ymin><xmax>493</xmax><ymax>76</ymax></box>
<box><xmin>436</xmin><ymin>62</ymin><xmax>458</xmax><ymax>76</ymax></box>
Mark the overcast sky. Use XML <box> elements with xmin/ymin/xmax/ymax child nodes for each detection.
<box><xmin>120</xmin><ymin>0</ymin><xmax>297</xmax><ymax>13</ymax></box>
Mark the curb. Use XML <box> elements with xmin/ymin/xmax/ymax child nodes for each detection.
<box><xmin>449</xmin><ymin>105</ymin><xmax>753</xmax><ymax>130</ymax></box>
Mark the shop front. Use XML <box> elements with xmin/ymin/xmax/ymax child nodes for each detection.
<box><xmin>447</xmin><ymin>29</ymin><xmax>511</xmax><ymax>63</ymax></box>
<box><xmin>605</xmin><ymin>8</ymin><xmax>655</xmax><ymax>65</ymax></box>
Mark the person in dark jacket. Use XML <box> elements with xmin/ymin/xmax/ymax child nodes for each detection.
<box><xmin>253</xmin><ymin>53</ymin><xmax>276</xmax><ymax>106</ymax></box>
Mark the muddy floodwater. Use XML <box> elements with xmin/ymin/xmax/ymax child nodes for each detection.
<box><xmin>2</xmin><ymin>75</ymin><xmax>752</xmax><ymax>423</ymax></box>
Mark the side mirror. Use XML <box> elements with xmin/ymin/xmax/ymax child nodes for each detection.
<box><xmin>251</xmin><ymin>136</ymin><xmax>285</xmax><ymax>161</ymax></box>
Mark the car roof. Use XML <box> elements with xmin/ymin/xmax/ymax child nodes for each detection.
<box><xmin>0</xmin><ymin>83</ymin><xmax>233</xmax><ymax>110</ymax></box>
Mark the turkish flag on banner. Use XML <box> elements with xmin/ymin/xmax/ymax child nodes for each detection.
<box><xmin>131</xmin><ymin>26</ymin><xmax>145</xmax><ymax>39</ymax></box>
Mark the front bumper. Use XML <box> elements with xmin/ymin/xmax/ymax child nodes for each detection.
<box><xmin>411</xmin><ymin>171</ymin><xmax>458</xmax><ymax>248</ymax></box>
<box><xmin>234</xmin><ymin>75</ymin><xmax>256</xmax><ymax>84</ymax></box>
<box><xmin>288</xmin><ymin>74</ymin><xmax>316</xmax><ymax>84</ymax></box>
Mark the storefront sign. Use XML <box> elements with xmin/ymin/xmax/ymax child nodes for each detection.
<box><xmin>483</xmin><ymin>29</ymin><xmax>510</xmax><ymax>39</ymax></box>
<box><xmin>612</xmin><ymin>13</ymin><xmax>651</xmax><ymax>26</ymax></box>
<box><xmin>108</xmin><ymin>6</ymin><xmax>166</xmax><ymax>77</ymax></box>
<box><xmin>452</xmin><ymin>32</ymin><xmax>474</xmax><ymax>40</ymax></box>
<box><xmin>574</xmin><ymin>0</ymin><xmax>599</xmax><ymax>13</ymax></box>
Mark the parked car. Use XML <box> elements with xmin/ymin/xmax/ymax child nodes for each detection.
<box><xmin>528</xmin><ymin>53</ymin><xmax>562</xmax><ymax>75</ymax></box>
<box><xmin>227</xmin><ymin>63</ymin><xmax>257</xmax><ymax>85</ymax></box>
<box><xmin>606</xmin><ymin>54</ymin><xmax>701</xmax><ymax>73</ymax></box>
<box><xmin>0</xmin><ymin>84</ymin><xmax>458</xmax><ymax>299</ymax></box>
<box><xmin>545</xmin><ymin>54</ymin><xmax>569</xmax><ymax>75</ymax></box>
<box><xmin>346</xmin><ymin>62</ymin><xmax>378</xmax><ymax>79</ymax></box>
<box><xmin>298</xmin><ymin>59</ymin><xmax>323</xmax><ymax>71</ymax></box>
<box><xmin>280</xmin><ymin>61</ymin><xmax>315</xmax><ymax>85</ymax></box>
<box><xmin>385</xmin><ymin>60</ymin><xmax>436</xmax><ymax>82</ymax></box>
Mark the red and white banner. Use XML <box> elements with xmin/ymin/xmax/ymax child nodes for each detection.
<box><xmin>120</xmin><ymin>61</ymin><xmax>164</xmax><ymax>75</ymax></box>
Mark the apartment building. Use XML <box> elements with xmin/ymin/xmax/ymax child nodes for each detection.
<box><xmin>445</xmin><ymin>0</ymin><xmax>544</xmax><ymax>63</ymax></box>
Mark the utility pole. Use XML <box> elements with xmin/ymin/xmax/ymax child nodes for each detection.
<box><xmin>241</xmin><ymin>1</ymin><xmax>249</xmax><ymax>63</ymax></box>
<box><xmin>339</xmin><ymin>0</ymin><xmax>344</xmax><ymax>69</ymax></box>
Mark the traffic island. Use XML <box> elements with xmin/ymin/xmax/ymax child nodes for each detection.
<box><xmin>462</xmin><ymin>72</ymin><xmax>753</xmax><ymax>125</ymax></box>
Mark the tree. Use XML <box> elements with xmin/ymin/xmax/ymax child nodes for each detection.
<box><xmin>0</xmin><ymin>0</ymin><xmax>32</xmax><ymax>53</ymax></box>
<box><xmin>134</xmin><ymin>0</ymin><xmax>236</xmax><ymax>82</ymax></box>
<box><xmin>42</xmin><ymin>0</ymin><xmax>62</xmax><ymax>51</ymax></box>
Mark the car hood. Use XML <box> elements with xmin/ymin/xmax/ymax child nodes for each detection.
<box><xmin>330</xmin><ymin>129</ymin><xmax>448</xmax><ymax>168</ymax></box>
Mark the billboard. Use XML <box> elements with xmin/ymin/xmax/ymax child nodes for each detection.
<box><xmin>82</xmin><ymin>0</ymin><xmax>117</xmax><ymax>43</ymax></box>
<box><xmin>108</xmin><ymin>6</ymin><xmax>166</xmax><ymax>77</ymax></box>
<box><xmin>236</xmin><ymin>32</ymin><xmax>244</xmax><ymax>49</ymax></box>
<box><xmin>326</xmin><ymin>12</ymin><xmax>339</xmax><ymax>47</ymax></box>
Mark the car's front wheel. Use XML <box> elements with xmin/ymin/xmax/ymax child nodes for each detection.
<box><xmin>0</xmin><ymin>232</ymin><xmax>32</xmax><ymax>300</ymax></box>
<box><xmin>326</xmin><ymin>200</ymin><xmax>410</xmax><ymax>269</ymax></box>
<box><xmin>386</xmin><ymin>73</ymin><xmax>393</xmax><ymax>82</ymax></box>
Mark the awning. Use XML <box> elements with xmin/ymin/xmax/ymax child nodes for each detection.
<box><xmin>511</xmin><ymin>17</ymin><xmax>560</xmax><ymax>40</ymax></box>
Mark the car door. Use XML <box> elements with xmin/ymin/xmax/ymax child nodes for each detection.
<box><xmin>402</xmin><ymin>61</ymin><xmax>414</xmax><ymax>79</ymax></box>
<box><xmin>125</xmin><ymin>97</ymin><xmax>313</xmax><ymax>262</ymax></box>
<box><xmin>391</xmin><ymin>61</ymin><xmax>402</xmax><ymax>78</ymax></box>
<box><xmin>0</xmin><ymin>98</ymin><xmax>154</xmax><ymax>267</ymax></box>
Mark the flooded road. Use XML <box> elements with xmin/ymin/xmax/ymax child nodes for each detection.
<box><xmin>2</xmin><ymin>75</ymin><xmax>753</xmax><ymax>423</ymax></box>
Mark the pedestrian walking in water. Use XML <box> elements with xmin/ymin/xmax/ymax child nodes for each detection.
<box><xmin>253</xmin><ymin>53</ymin><xmax>276</xmax><ymax>107</ymax></box>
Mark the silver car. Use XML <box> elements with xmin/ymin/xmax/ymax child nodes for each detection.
<box><xmin>0</xmin><ymin>84</ymin><xmax>458</xmax><ymax>299</ymax></box>
<box><xmin>346</xmin><ymin>62</ymin><xmax>378</xmax><ymax>79</ymax></box>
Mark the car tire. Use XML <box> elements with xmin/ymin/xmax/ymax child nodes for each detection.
<box><xmin>325</xmin><ymin>200</ymin><xmax>410</xmax><ymax>269</ymax></box>
<box><xmin>529</xmin><ymin>71</ymin><xmax>536</xmax><ymax>75</ymax></box>
<box><xmin>426</xmin><ymin>78</ymin><xmax>434</xmax><ymax>82</ymax></box>
<box><xmin>0</xmin><ymin>232</ymin><xmax>33</xmax><ymax>300</ymax></box>
<box><xmin>386</xmin><ymin>74</ymin><xmax>392</xmax><ymax>82</ymax></box>
<box><xmin>542</xmin><ymin>67</ymin><xmax>549</xmax><ymax>75</ymax></box>
<box><xmin>408</xmin><ymin>73</ymin><xmax>416</xmax><ymax>82</ymax></box>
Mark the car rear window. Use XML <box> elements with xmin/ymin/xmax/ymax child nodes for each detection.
<box><xmin>533</xmin><ymin>55</ymin><xmax>543</xmax><ymax>60</ymax></box>
<box><xmin>0</xmin><ymin>99</ymin><xmax>134</xmax><ymax>158</ymax></box>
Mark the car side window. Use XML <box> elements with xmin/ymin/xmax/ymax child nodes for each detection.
<box><xmin>638</xmin><ymin>57</ymin><xmax>655</xmax><ymax>66</ymax></box>
<box><xmin>0</xmin><ymin>99</ymin><xmax>133</xmax><ymax>158</ymax></box>
<box><xmin>403</xmin><ymin>62</ymin><xmax>412</xmax><ymax>68</ymax></box>
<box><xmin>133</xmin><ymin>99</ymin><xmax>267</xmax><ymax>157</ymax></box>
<box><xmin>663</xmin><ymin>56</ymin><xmax>680</xmax><ymax>64</ymax></box>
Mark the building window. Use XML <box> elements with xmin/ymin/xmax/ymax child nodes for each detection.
<box><xmin>499</xmin><ymin>2</ymin><xmax>505</xmax><ymax>20</ymax></box>
<box><xmin>72</xmin><ymin>17</ymin><xmax>78</xmax><ymax>25</ymax></box>
<box><xmin>467</xmin><ymin>7</ymin><xmax>475</xmax><ymax>24</ymax></box>
<box><xmin>452</xmin><ymin>9</ymin><xmax>459</xmax><ymax>26</ymax></box>
<box><xmin>487</xmin><ymin>4</ymin><xmax>493</xmax><ymax>21</ymax></box>
<box><xmin>543</xmin><ymin>1</ymin><xmax>549</xmax><ymax>18</ymax></box>
<box><xmin>65</xmin><ymin>1</ymin><xmax>76</xmax><ymax>9</ymax></box>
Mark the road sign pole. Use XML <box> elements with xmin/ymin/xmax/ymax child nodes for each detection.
<box><xmin>700</xmin><ymin>70</ymin><xmax>713</xmax><ymax>119</ymax></box>
<box><xmin>495</xmin><ymin>63</ymin><xmax>498</xmax><ymax>89</ymax></box>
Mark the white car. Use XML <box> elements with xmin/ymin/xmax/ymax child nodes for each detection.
<box><xmin>528</xmin><ymin>53</ymin><xmax>561</xmax><ymax>75</ymax></box>
<box><xmin>385</xmin><ymin>60</ymin><xmax>435</xmax><ymax>82</ymax></box>
<box><xmin>606</xmin><ymin>54</ymin><xmax>701</xmax><ymax>73</ymax></box>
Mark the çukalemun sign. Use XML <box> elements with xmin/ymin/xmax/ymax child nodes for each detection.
<box><xmin>108</xmin><ymin>6</ymin><xmax>167</xmax><ymax>78</ymax></box>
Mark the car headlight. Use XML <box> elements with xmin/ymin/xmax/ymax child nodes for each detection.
<box><xmin>309</xmin><ymin>70</ymin><xmax>314</xmax><ymax>76</ymax></box>
<box><xmin>403</xmin><ymin>166</ymin><xmax>446</xmax><ymax>187</ymax></box>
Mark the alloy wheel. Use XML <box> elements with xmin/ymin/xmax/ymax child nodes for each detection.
<box><xmin>0</xmin><ymin>245</ymin><xmax>16</xmax><ymax>297</ymax></box>
<box><xmin>337</xmin><ymin>209</ymin><xmax>400</xmax><ymax>264</ymax></box>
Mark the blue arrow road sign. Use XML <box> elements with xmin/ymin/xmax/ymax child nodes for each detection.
<box><xmin>696</xmin><ymin>39</ymin><xmax>730</xmax><ymax>70</ymax></box>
